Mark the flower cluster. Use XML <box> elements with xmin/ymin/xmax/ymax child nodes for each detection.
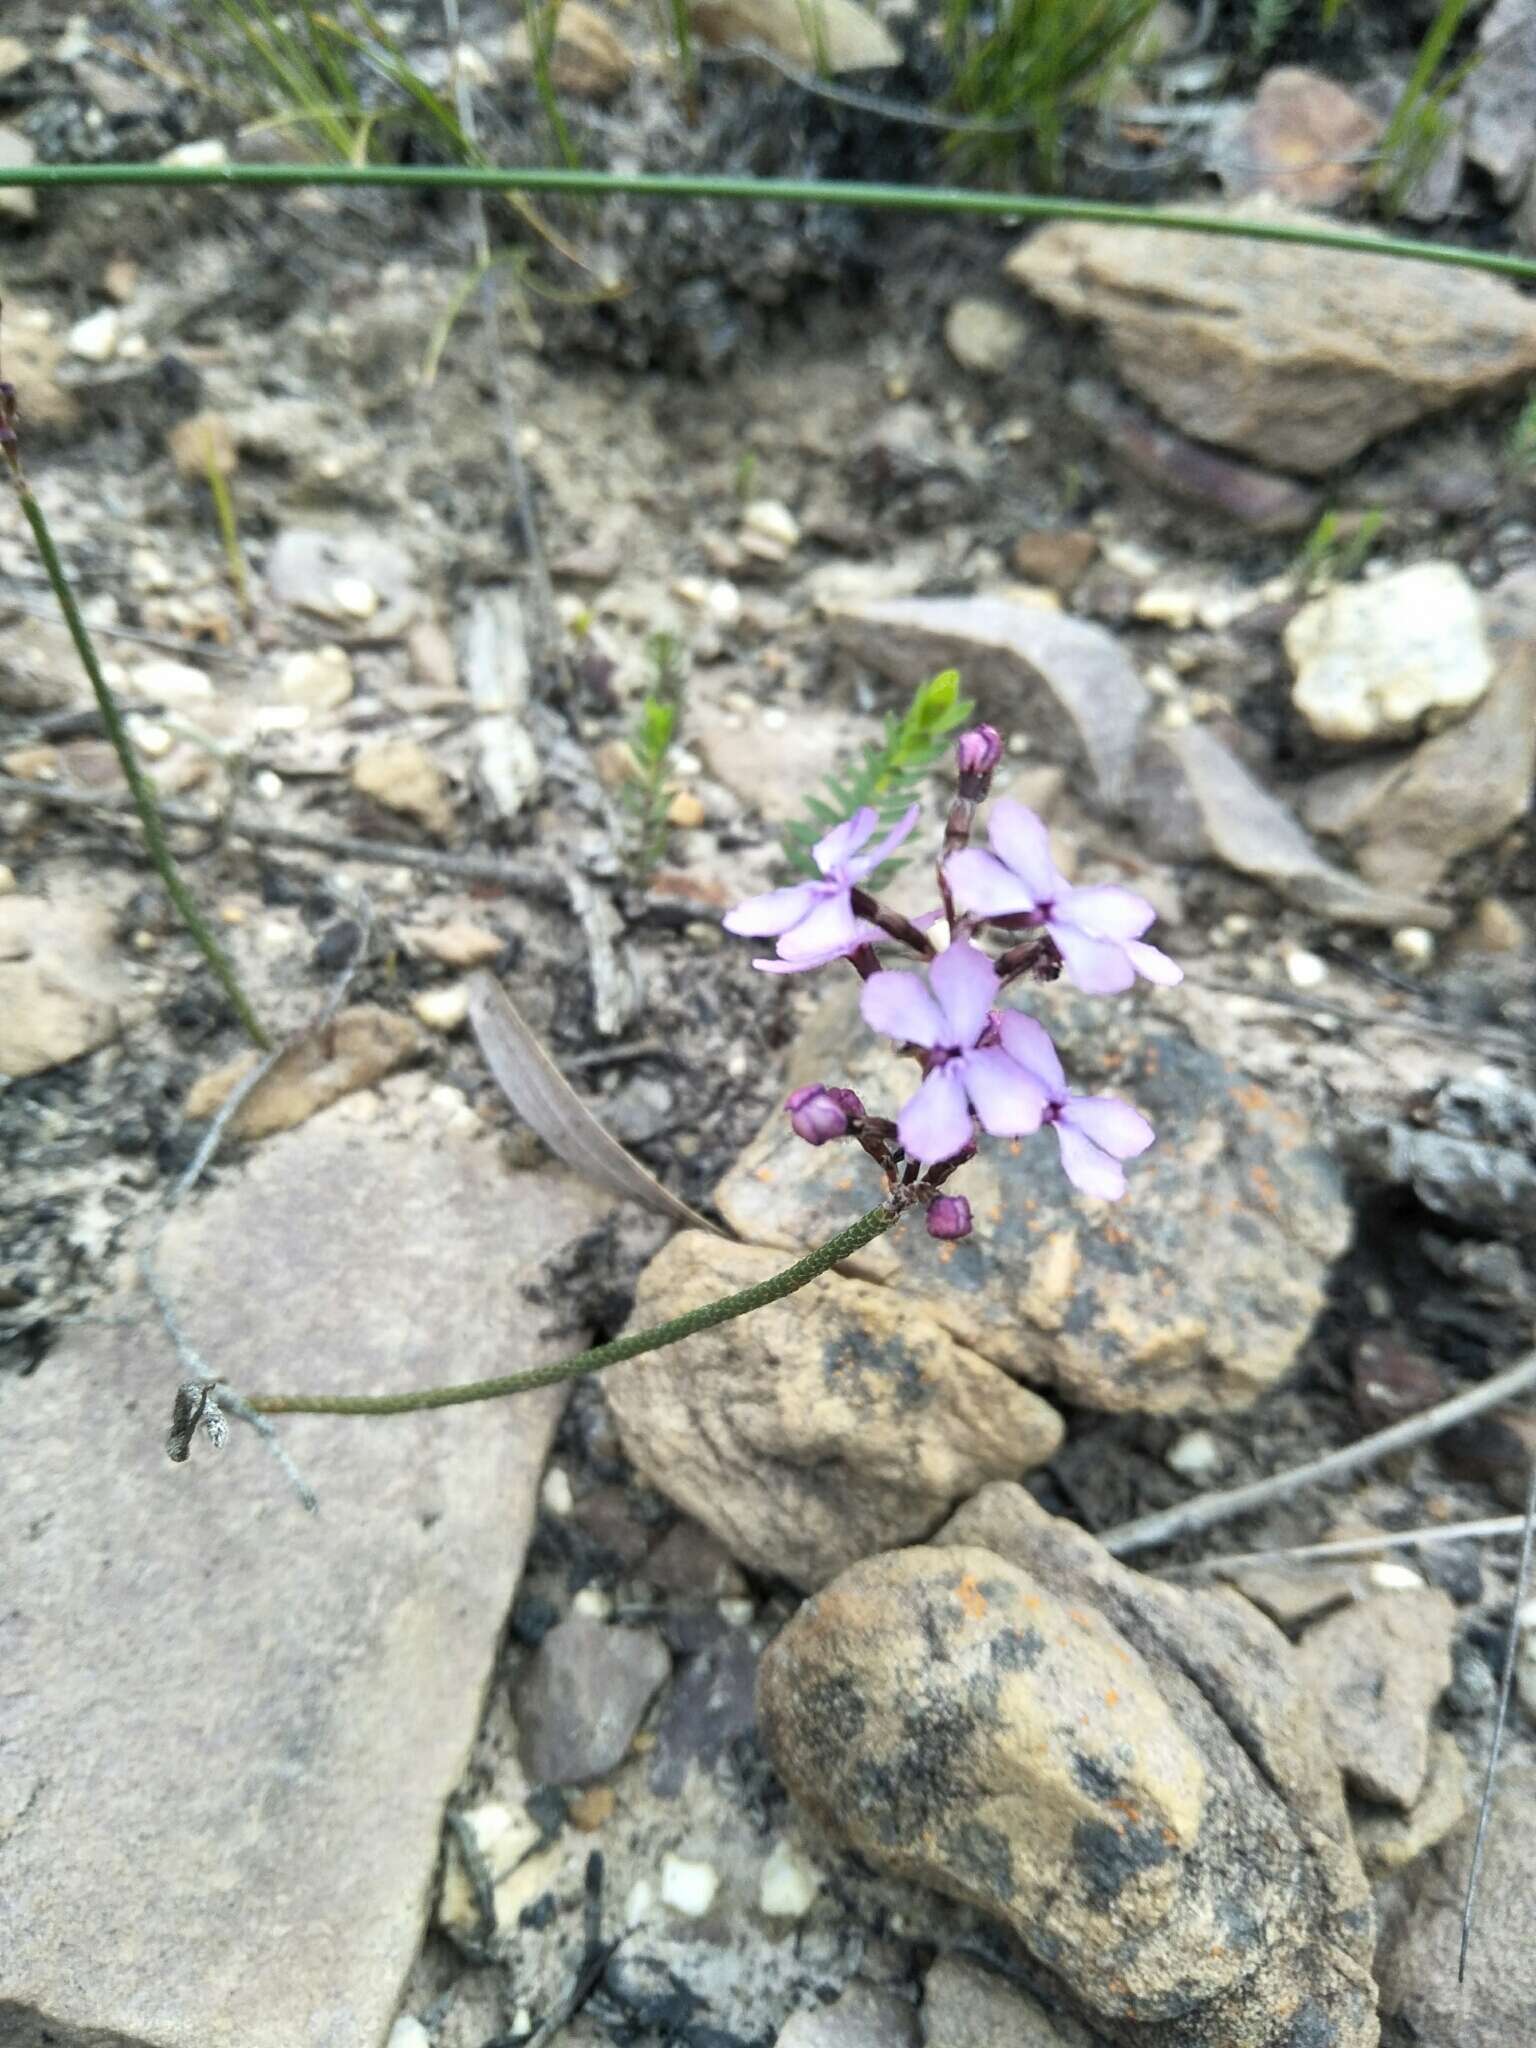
<box><xmin>723</xmin><ymin>721</ymin><xmax>1181</xmax><ymax>1239</ymax></box>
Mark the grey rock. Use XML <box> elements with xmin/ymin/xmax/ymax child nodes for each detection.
<box><xmin>607</xmin><ymin>1234</ymin><xmax>1063</xmax><ymax>1586</ymax></box>
<box><xmin>645</xmin><ymin>1518</ymin><xmax>748</xmax><ymax>1600</ymax></box>
<box><xmin>1344</xmin><ymin>1072</ymin><xmax>1536</xmax><ymax>1235</ymax></box>
<box><xmin>1209</xmin><ymin>66</ymin><xmax>1382</xmax><ymax>209</ymax></box>
<box><xmin>1296</xmin><ymin>1591</ymin><xmax>1456</xmax><ymax>1810</ymax></box>
<box><xmin>517</xmin><ymin>1617</ymin><xmax>671</xmax><ymax>1784</ymax></box>
<box><xmin>923</xmin><ymin>1956</ymin><xmax>1102</xmax><ymax>2045</ymax></box>
<box><xmin>649</xmin><ymin>1630</ymin><xmax>759</xmax><ymax>1797</ymax></box>
<box><xmin>0</xmin><ymin>1112</ymin><xmax>609</xmax><ymax>2048</ymax></box>
<box><xmin>1466</xmin><ymin>0</ymin><xmax>1536</xmax><ymax>202</ymax></box>
<box><xmin>716</xmin><ymin>985</ymin><xmax>1352</xmax><ymax>1416</ymax></box>
<box><xmin>1131</xmin><ymin>720</ymin><xmax>1452</xmax><ymax>929</ymax></box>
<box><xmin>826</xmin><ymin>594</ymin><xmax>1149</xmax><ymax>810</ymax></box>
<box><xmin>776</xmin><ymin>1981</ymin><xmax>919</xmax><ymax>2048</ymax></box>
<box><xmin>265</xmin><ymin>525</ymin><xmax>420</xmax><ymax>639</ymax></box>
<box><xmin>0</xmin><ymin>894</ymin><xmax>124</xmax><ymax>1078</ymax></box>
<box><xmin>1007</xmin><ymin>203</ymin><xmax>1536</xmax><ymax>474</ymax></box>
<box><xmin>759</xmin><ymin>1485</ymin><xmax>1377</xmax><ymax>2047</ymax></box>
<box><xmin>944</xmin><ymin>298</ymin><xmax>1029</xmax><ymax>377</ymax></box>
<box><xmin>459</xmin><ymin>587</ymin><xmax>540</xmax><ymax>824</ymax></box>
<box><xmin>849</xmin><ymin>403</ymin><xmax>985</xmax><ymax>527</ymax></box>
<box><xmin>1286</xmin><ymin>562</ymin><xmax>1493</xmax><ymax>744</ymax></box>
<box><xmin>1378</xmin><ymin>1765</ymin><xmax>1536</xmax><ymax>2045</ymax></box>
<box><xmin>1351</xmin><ymin>1729</ymin><xmax>1468</xmax><ymax>1878</ymax></box>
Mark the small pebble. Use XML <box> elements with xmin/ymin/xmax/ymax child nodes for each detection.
<box><xmin>718</xmin><ymin>1597</ymin><xmax>755</xmax><ymax>1628</ymax></box>
<box><xmin>125</xmin><ymin>715</ymin><xmax>172</xmax><ymax>760</ymax></box>
<box><xmin>509</xmin><ymin>2009</ymin><xmax>533</xmax><ymax>2039</ymax></box>
<box><xmin>1285</xmin><ymin>948</ymin><xmax>1328</xmax><ymax>991</ymax></box>
<box><xmin>666</xmin><ymin>789</ymin><xmax>706</xmax><ymax>829</ymax></box>
<box><xmin>541</xmin><ymin>1465</ymin><xmax>574</xmax><ymax>1517</ymax></box>
<box><xmin>741</xmin><ymin>499</ymin><xmax>800</xmax><ymax>551</ymax></box>
<box><xmin>251</xmin><ymin>769</ymin><xmax>284</xmax><ymax>803</ymax></box>
<box><xmin>1392</xmin><ymin>926</ymin><xmax>1436</xmax><ymax>971</ymax></box>
<box><xmin>411</xmin><ymin>983</ymin><xmax>470</xmax><ymax>1034</ymax></box>
<box><xmin>659</xmin><ymin>1854</ymin><xmax>719</xmax><ymax>1918</ymax></box>
<box><xmin>67</xmin><ymin>308</ymin><xmax>120</xmax><ymax>364</ymax></box>
<box><xmin>572</xmin><ymin>1586</ymin><xmax>614</xmax><ymax>1621</ymax></box>
<box><xmin>1164</xmin><ymin>1428</ymin><xmax>1221</xmax><ymax>1481</ymax></box>
<box><xmin>759</xmin><ymin>1839</ymin><xmax>821</xmax><ymax>1919</ymax></box>
<box><xmin>625</xmin><ymin>1878</ymin><xmax>656</xmax><ymax>1927</ymax></box>
<box><xmin>568</xmin><ymin>1783</ymin><xmax>616</xmax><ymax>1831</ymax></box>
<box><xmin>279</xmin><ymin>645</ymin><xmax>354</xmax><ymax>711</ymax></box>
<box><xmin>386</xmin><ymin>2021</ymin><xmax>431</xmax><ymax>2048</ymax></box>
<box><xmin>159</xmin><ymin>137</ymin><xmax>230</xmax><ymax>167</ymax></box>
<box><xmin>331</xmin><ymin>574</ymin><xmax>379</xmax><ymax>621</ymax></box>
<box><xmin>1368</xmin><ymin>1561</ymin><xmax>1427</xmax><ymax>1593</ymax></box>
<box><xmin>134</xmin><ymin>658</ymin><xmax>212</xmax><ymax>707</ymax></box>
<box><xmin>761</xmin><ymin>707</ymin><xmax>787</xmax><ymax>732</ymax></box>
<box><xmin>0</xmin><ymin>864</ymin><xmax>16</xmax><ymax>895</ymax></box>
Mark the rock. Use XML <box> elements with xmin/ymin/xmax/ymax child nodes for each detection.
<box><xmin>1066</xmin><ymin>379</ymin><xmax>1321</xmax><ymax>534</ymax></box>
<box><xmin>161</xmin><ymin>137</ymin><xmax>230</xmax><ymax>168</ymax></box>
<box><xmin>827</xmin><ymin>595</ymin><xmax>1149</xmax><ymax>811</ymax></box>
<box><xmin>1461</xmin><ymin>896</ymin><xmax>1528</xmax><ymax>954</ymax></box>
<box><xmin>1131</xmin><ymin>721</ymin><xmax>1452</xmax><ymax>929</ymax></box>
<box><xmin>516</xmin><ymin>1616</ymin><xmax>671</xmax><ymax>1784</ymax></box>
<box><xmin>184</xmin><ymin>1004</ymin><xmax>419</xmax><ymax>1136</ymax></box>
<box><xmin>415</xmin><ymin>917</ymin><xmax>505</xmax><ymax>969</ymax></box>
<box><xmin>760</xmin><ymin>1838</ymin><xmax>823</xmax><ymax>1919</ymax></box>
<box><xmin>922</xmin><ymin>1956</ymin><xmax>1100</xmax><ymax>2046</ymax></box>
<box><xmin>649</xmin><ymin>1631</ymin><xmax>759</xmax><ymax>1796</ymax></box>
<box><xmin>1287</xmin><ymin>562</ymin><xmax>1493</xmax><ymax>744</ymax></box>
<box><xmin>1378</xmin><ymin>1764</ymin><xmax>1536</xmax><ymax>2045</ymax></box>
<box><xmin>1299</xmin><ymin>635</ymin><xmax>1536</xmax><ymax>893</ymax></box>
<box><xmin>717</xmin><ymin>984</ymin><xmax>1351</xmax><ymax>1416</ymax></box>
<box><xmin>849</xmin><ymin>402</ymin><xmax>985</xmax><ymax>526</ymax></box>
<box><xmin>666</xmin><ymin>788</ymin><xmax>706</xmax><ymax>828</ymax></box>
<box><xmin>352</xmin><ymin>737</ymin><xmax>456</xmax><ymax>837</ymax></box>
<box><xmin>278</xmin><ymin>643</ymin><xmax>353</xmax><ymax>711</ymax></box>
<box><xmin>1466</xmin><ymin>0</ymin><xmax>1536</xmax><ymax>202</ymax></box>
<box><xmin>660</xmin><ymin>1853</ymin><xmax>720</xmax><ymax>1917</ymax></box>
<box><xmin>1213</xmin><ymin>67</ymin><xmax>1383</xmax><ymax>208</ymax></box>
<box><xmin>1296</xmin><ymin>1590</ymin><xmax>1455</xmax><ymax>1810</ymax></box>
<box><xmin>944</xmin><ymin>298</ymin><xmax>1029</xmax><ymax>376</ymax></box>
<box><xmin>1344</xmin><ymin>1071</ymin><xmax>1536</xmax><ymax>1236</ymax></box>
<box><xmin>0</xmin><ymin>124</ymin><xmax>37</xmax><ymax>222</ymax></box>
<box><xmin>412</xmin><ymin>983</ymin><xmax>470</xmax><ymax>1034</ymax></box>
<box><xmin>438</xmin><ymin>1796</ymin><xmax>544</xmax><ymax>1939</ymax></box>
<box><xmin>690</xmin><ymin>0</ymin><xmax>899</xmax><ymax>72</ymax></box>
<box><xmin>1010</xmin><ymin>530</ymin><xmax>1098</xmax><ymax>593</ymax></box>
<box><xmin>607</xmin><ymin>1234</ymin><xmax>1062</xmax><ymax>1587</ymax></box>
<box><xmin>460</xmin><ymin>587</ymin><xmax>540</xmax><ymax>824</ymax></box>
<box><xmin>741</xmin><ymin>497</ymin><xmax>802</xmax><ymax>556</ymax></box>
<box><xmin>1351</xmin><ymin>1729</ymin><xmax>1468</xmax><ymax>1877</ymax></box>
<box><xmin>0</xmin><ymin>894</ymin><xmax>125</xmax><ymax>1078</ymax></box>
<box><xmin>645</xmin><ymin>1519</ymin><xmax>747</xmax><ymax>1601</ymax></box>
<box><xmin>0</xmin><ymin>1114</ymin><xmax>609</xmax><ymax>2048</ymax></box>
<box><xmin>0</xmin><ymin>35</ymin><xmax>30</xmax><ymax>77</ymax></box>
<box><xmin>66</xmin><ymin>306</ymin><xmax>121</xmax><ymax>363</ymax></box>
<box><xmin>505</xmin><ymin>1</ymin><xmax>633</xmax><ymax>97</ymax></box>
<box><xmin>0</xmin><ymin>304</ymin><xmax>75</xmax><ymax>432</ymax></box>
<box><xmin>759</xmin><ymin>1486</ymin><xmax>1377</xmax><ymax>2047</ymax></box>
<box><xmin>266</xmin><ymin>526</ymin><xmax>419</xmax><ymax>639</ymax></box>
<box><xmin>132</xmin><ymin>657</ymin><xmax>215</xmax><ymax>708</ymax></box>
<box><xmin>167</xmin><ymin>408</ymin><xmax>238</xmax><ymax>480</ymax></box>
<box><xmin>776</xmin><ymin>1982</ymin><xmax>919</xmax><ymax>2048</ymax></box>
<box><xmin>1006</xmin><ymin>203</ymin><xmax>1536</xmax><ymax>474</ymax></box>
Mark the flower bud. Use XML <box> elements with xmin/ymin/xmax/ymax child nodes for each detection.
<box><xmin>926</xmin><ymin>1194</ymin><xmax>973</xmax><ymax>1241</ymax></box>
<box><xmin>785</xmin><ymin>1084</ymin><xmax>851</xmax><ymax>1146</ymax></box>
<box><xmin>955</xmin><ymin>725</ymin><xmax>1002</xmax><ymax>781</ymax></box>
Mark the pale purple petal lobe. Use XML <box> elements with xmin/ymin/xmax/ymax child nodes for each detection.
<box><xmin>1055</xmin><ymin>884</ymin><xmax>1156</xmax><ymax>941</ymax></box>
<box><xmin>1126</xmin><ymin>939</ymin><xmax>1184</xmax><ymax>987</ymax></box>
<box><xmin>1061</xmin><ymin>1095</ymin><xmax>1155</xmax><ymax>1160</ymax></box>
<box><xmin>945</xmin><ymin>847</ymin><xmax>1037</xmax><ymax>919</ymax></box>
<box><xmin>847</xmin><ymin>803</ymin><xmax>921</xmax><ymax>881</ymax></box>
<box><xmin>996</xmin><ymin>1011</ymin><xmax>1066</xmax><ymax>1094</ymax></box>
<box><xmin>988</xmin><ymin>801</ymin><xmax>1063</xmax><ymax>901</ymax></box>
<box><xmin>897</xmin><ymin>1065</ymin><xmax>974</xmax><ymax>1164</ymax></box>
<box><xmin>1050</xmin><ymin>920</ymin><xmax>1138</xmax><ymax>995</ymax></box>
<box><xmin>861</xmin><ymin>971</ymin><xmax>946</xmax><ymax>1047</ymax></box>
<box><xmin>776</xmin><ymin>889</ymin><xmax>858</xmax><ymax>961</ymax></box>
<box><xmin>723</xmin><ymin>881</ymin><xmax>821</xmax><ymax>937</ymax></box>
<box><xmin>961</xmin><ymin>1047</ymin><xmax>1048</xmax><ymax>1136</ymax></box>
<box><xmin>929</xmin><ymin>940</ymin><xmax>998</xmax><ymax>1047</ymax></box>
<box><xmin>812</xmin><ymin>806</ymin><xmax>878</xmax><ymax>875</ymax></box>
<box><xmin>1054</xmin><ymin>1122</ymin><xmax>1128</xmax><ymax>1201</ymax></box>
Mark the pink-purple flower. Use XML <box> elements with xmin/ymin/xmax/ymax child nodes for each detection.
<box><xmin>785</xmin><ymin>1084</ymin><xmax>862</xmax><ymax>1145</ymax></box>
<box><xmin>994</xmin><ymin>1010</ymin><xmax>1154</xmax><ymax>1201</ymax></box>
<box><xmin>946</xmin><ymin>801</ymin><xmax>1182</xmax><ymax>996</ymax></box>
<box><xmin>859</xmin><ymin>941</ymin><xmax>1049</xmax><ymax>1164</ymax></box>
<box><xmin>724</xmin><ymin>804</ymin><xmax>919</xmax><ymax>973</ymax></box>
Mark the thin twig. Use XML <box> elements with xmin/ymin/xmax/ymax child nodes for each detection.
<box><xmin>0</xmin><ymin>773</ymin><xmax>564</xmax><ymax>899</ymax></box>
<box><xmin>1103</xmin><ymin>1347</ymin><xmax>1536</xmax><ymax>1557</ymax></box>
<box><xmin>1181</xmin><ymin>1515</ymin><xmax>1533</xmax><ymax>1578</ymax></box>
<box><xmin>1461</xmin><ymin>1456</ymin><xmax>1536</xmax><ymax>1980</ymax></box>
<box><xmin>1187</xmin><ymin>973</ymin><xmax>1529</xmax><ymax>1060</ymax></box>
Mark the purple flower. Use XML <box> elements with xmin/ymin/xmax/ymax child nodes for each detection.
<box><xmin>859</xmin><ymin>941</ymin><xmax>1050</xmax><ymax>1164</ymax></box>
<box><xmin>926</xmin><ymin>1194</ymin><xmax>973</xmax><ymax>1241</ymax></box>
<box><xmin>996</xmin><ymin>1011</ymin><xmax>1154</xmax><ymax>1201</ymax></box>
<box><xmin>946</xmin><ymin>801</ymin><xmax>1182</xmax><ymax>996</ymax></box>
<box><xmin>955</xmin><ymin>725</ymin><xmax>1002</xmax><ymax>779</ymax></box>
<box><xmin>785</xmin><ymin>1084</ymin><xmax>859</xmax><ymax>1145</ymax></box>
<box><xmin>724</xmin><ymin>804</ymin><xmax>920</xmax><ymax>973</ymax></box>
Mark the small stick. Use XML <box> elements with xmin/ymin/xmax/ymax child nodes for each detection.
<box><xmin>1180</xmin><ymin>1514</ymin><xmax>1532</xmax><ymax>1577</ymax></box>
<box><xmin>1103</xmin><ymin>1346</ymin><xmax>1536</xmax><ymax>1558</ymax></box>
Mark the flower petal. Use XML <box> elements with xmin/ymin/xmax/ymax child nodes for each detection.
<box><xmin>776</xmin><ymin>888</ymin><xmax>858</xmax><ymax>961</ymax></box>
<box><xmin>1050</xmin><ymin>919</ymin><xmax>1137</xmax><ymax>995</ymax></box>
<box><xmin>1055</xmin><ymin>884</ymin><xmax>1156</xmax><ymax>941</ymax></box>
<box><xmin>961</xmin><ymin>1046</ymin><xmax>1048</xmax><ymax>1136</ymax></box>
<box><xmin>861</xmin><ymin>970</ymin><xmax>946</xmax><ymax>1047</ymax></box>
<box><xmin>812</xmin><ymin>806</ymin><xmax>879</xmax><ymax>876</ymax></box>
<box><xmin>995</xmin><ymin>1010</ymin><xmax>1066</xmax><ymax>1094</ymax></box>
<box><xmin>751</xmin><ymin>919</ymin><xmax>883</xmax><ymax>972</ymax></box>
<box><xmin>1126</xmin><ymin>939</ymin><xmax>1184</xmax><ymax>987</ymax></box>
<box><xmin>945</xmin><ymin>847</ymin><xmax>1037</xmax><ymax>919</ymax></box>
<box><xmin>723</xmin><ymin>881</ymin><xmax>821</xmax><ymax>937</ymax></box>
<box><xmin>1054</xmin><ymin>1122</ymin><xmax>1127</xmax><ymax>1201</ymax></box>
<box><xmin>847</xmin><ymin>802</ymin><xmax>921</xmax><ymax>881</ymax></box>
<box><xmin>1060</xmin><ymin>1095</ymin><xmax>1155</xmax><ymax>1160</ymax></box>
<box><xmin>988</xmin><ymin>801</ymin><xmax>1063</xmax><ymax>901</ymax></box>
<box><xmin>897</xmin><ymin>1065</ymin><xmax>974</xmax><ymax>1164</ymax></box>
<box><xmin>929</xmin><ymin>940</ymin><xmax>998</xmax><ymax>1047</ymax></box>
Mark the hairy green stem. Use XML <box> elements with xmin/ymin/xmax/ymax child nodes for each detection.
<box><xmin>248</xmin><ymin>1201</ymin><xmax>899</xmax><ymax>1414</ymax></box>
<box><xmin>3</xmin><ymin>449</ymin><xmax>272</xmax><ymax>1050</ymax></box>
<box><xmin>5</xmin><ymin>162</ymin><xmax>1536</xmax><ymax>282</ymax></box>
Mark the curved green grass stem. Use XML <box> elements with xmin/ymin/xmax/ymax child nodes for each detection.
<box><xmin>247</xmin><ymin>1200</ymin><xmax>899</xmax><ymax>1415</ymax></box>
<box><xmin>2</xmin><ymin>444</ymin><xmax>271</xmax><ymax>1050</ymax></box>
<box><xmin>6</xmin><ymin>161</ymin><xmax>1536</xmax><ymax>282</ymax></box>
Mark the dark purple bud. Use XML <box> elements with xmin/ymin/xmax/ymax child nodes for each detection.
<box><xmin>926</xmin><ymin>1194</ymin><xmax>972</xmax><ymax>1241</ymax></box>
<box><xmin>955</xmin><ymin>726</ymin><xmax>1002</xmax><ymax>779</ymax></box>
<box><xmin>785</xmin><ymin>1084</ymin><xmax>851</xmax><ymax>1146</ymax></box>
<box><xmin>824</xmin><ymin>1086</ymin><xmax>865</xmax><ymax>1123</ymax></box>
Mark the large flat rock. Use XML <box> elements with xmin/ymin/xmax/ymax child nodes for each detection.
<box><xmin>0</xmin><ymin>1110</ymin><xmax>609</xmax><ymax>2048</ymax></box>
